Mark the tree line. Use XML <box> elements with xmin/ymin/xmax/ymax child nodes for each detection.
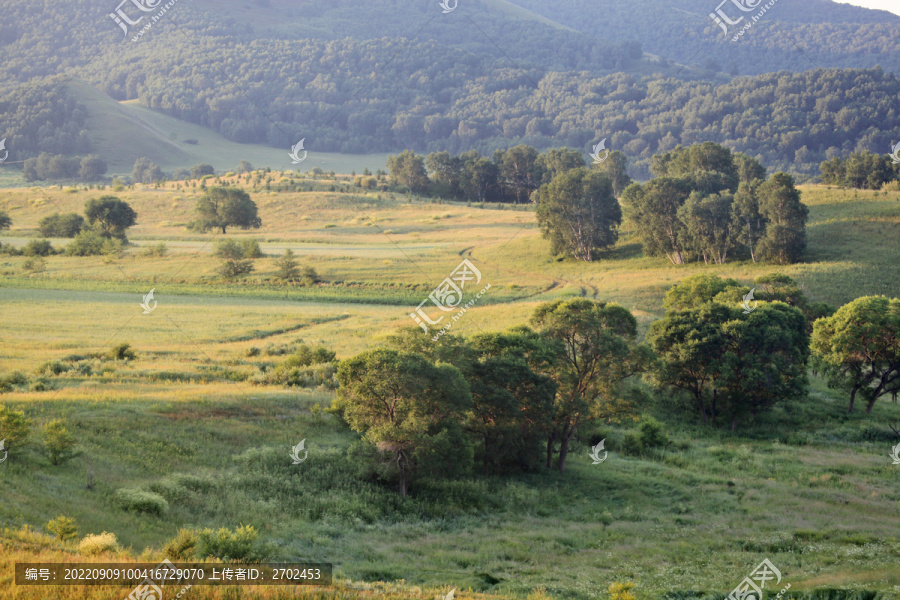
<box><xmin>820</xmin><ymin>150</ymin><xmax>900</xmax><ymax>190</ymax></box>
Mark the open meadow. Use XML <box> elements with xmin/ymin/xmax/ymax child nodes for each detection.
<box><xmin>1</xmin><ymin>177</ymin><xmax>900</xmax><ymax>600</ymax></box>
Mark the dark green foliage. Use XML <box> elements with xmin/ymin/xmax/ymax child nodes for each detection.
<box><xmin>23</xmin><ymin>153</ymin><xmax>81</xmax><ymax>181</ymax></box>
<box><xmin>214</xmin><ymin>239</ymin><xmax>256</xmax><ymax>279</ymax></box>
<box><xmin>820</xmin><ymin>151</ymin><xmax>897</xmax><ymax>189</ymax></box>
<box><xmin>591</xmin><ymin>150</ymin><xmax>632</xmax><ymax>197</ymax></box>
<box><xmin>756</xmin><ymin>173</ymin><xmax>809</xmax><ymax>264</ymax></box>
<box><xmin>812</xmin><ymin>296</ymin><xmax>900</xmax><ymax>413</ymax></box>
<box><xmin>193</xmin><ymin>187</ymin><xmax>261</xmax><ymax>234</ymax></box>
<box><xmin>335</xmin><ymin>349</ymin><xmax>473</xmax><ymax>496</ymax></box>
<box><xmin>0</xmin><ymin>211</ymin><xmax>11</xmax><ymax>231</ymax></box>
<box><xmin>387</xmin><ymin>150</ymin><xmax>429</xmax><ymax>193</ymax></box>
<box><xmin>114</xmin><ymin>488</ymin><xmax>169</xmax><ymax>515</ymax></box>
<box><xmin>535</xmin><ymin>168</ymin><xmax>622</xmax><ymax>261</ymax></box>
<box><xmin>274</xmin><ymin>248</ymin><xmax>299</xmax><ymax>281</ymax></box>
<box><xmin>109</xmin><ymin>343</ymin><xmax>136</xmax><ymax>361</ymax></box>
<box><xmin>84</xmin><ymin>196</ymin><xmax>137</xmax><ymax>240</ymax></box>
<box><xmin>38</xmin><ymin>213</ymin><xmax>84</xmax><ymax>237</ymax></box>
<box><xmin>132</xmin><ymin>157</ymin><xmax>165</xmax><ymax>184</ymax></box>
<box><xmin>648</xmin><ymin>293</ymin><xmax>810</xmax><ymax>430</ymax></box>
<box><xmin>22</xmin><ymin>239</ymin><xmax>54</xmax><ymax>257</ymax></box>
<box><xmin>190</xmin><ymin>164</ymin><xmax>215</xmax><ymax>179</ymax></box>
<box><xmin>64</xmin><ymin>230</ymin><xmax>107</xmax><ymax>256</ymax></box>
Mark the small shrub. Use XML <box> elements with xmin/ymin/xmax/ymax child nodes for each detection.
<box><xmin>245</xmin><ymin>347</ymin><xmax>261</xmax><ymax>357</ymax></box>
<box><xmin>621</xmin><ymin>431</ymin><xmax>643</xmax><ymax>456</ymax></box>
<box><xmin>21</xmin><ymin>257</ymin><xmax>46</xmax><ymax>273</ymax></box>
<box><xmin>109</xmin><ymin>343</ymin><xmax>136</xmax><ymax>361</ymax></box>
<box><xmin>639</xmin><ymin>417</ymin><xmax>669</xmax><ymax>449</ymax></box>
<box><xmin>37</xmin><ymin>360</ymin><xmax>67</xmax><ymax>376</ymax></box>
<box><xmin>197</xmin><ymin>525</ymin><xmax>272</xmax><ymax>562</ymax></box>
<box><xmin>65</xmin><ymin>230</ymin><xmax>107</xmax><ymax>256</ymax></box>
<box><xmin>142</xmin><ymin>242</ymin><xmax>168</xmax><ymax>257</ymax></box>
<box><xmin>79</xmin><ymin>532</ymin><xmax>119</xmax><ymax>556</ymax></box>
<box><xmin>239</xmin><ymin>239</ymin><xmax>263</xmax><ymax>258</ymax></box>
<box><xmin>300</xmin><ymin>266</ymin><xmax>321</xmax><ymax>286</ymax></box>
<box><xmin>38</xmin><ymin>213</ymin><xmax>84</xmax><ymax>237</ymax></box>
<box><xmin>114</xmin><ymin>488</ymin><xmax>169</xmax><ymax>515</ymax></box>
<box><xmin>164</xmin><ymin>528</ymin><xmax>199</xmax><ymax>561</ymax></box>
<box><xmin>23</xmin><ymin>239</ymin><xmax>54</xmax><ymax>256</ymax></box>
<box><xmin>43</xmin><ymin>419</ymin><xmax>77</xmax><ymax>465</ymax></box>
<box><xmin>0</xmin><ymin>406</ymin><xmax>31</xmax><ymax>449</ymax></box>
<box><xmin>607</xmin><ymin>581</ymin><xmax>637</xmax><ymax>600</ymax></box>
<box><xmin>45</xmin><ymin>516</ymin><xmax>78</xmax><ymax>541</ymax></box>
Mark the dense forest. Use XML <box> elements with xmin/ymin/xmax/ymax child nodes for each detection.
<box><xmin>0</xmin><ymin>1</ymin><xmax>898</xmax><ymax>178</ymax></box>
<box><xmin>509</xmin><ymin>0</ymin><xmax>900</xmax><ymax>76</ymax></box>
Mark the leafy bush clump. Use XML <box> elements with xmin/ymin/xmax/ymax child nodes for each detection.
<box><xmin>109</xmin><ymin>343</ymin><xmax>136</xmax><ymax>361</ymax></box>
<box><xmin>114</xmin><ymin>488</ymin><xmax>169</xmax><ymax>515</ymax></box>
<box><xmin>79</xmin><ymin>532</ymin><xmax>119</xmax><ymax>556</ymax></box>
<box><xmin>638</xmin><ymin>417</ymin><xmax>669</xmax><ymax>449</ymax></box>
<box><xmin>43</xmin><ymin>419</ymin><xmax>77</xmax><ymax>465</ymax></box>
<box><xmin>0</xmin><ymin>405</ymin><xmax>31</xmax><ymax>449</ymax></box>
<box><xmin>64</xmin><ymin>230</ymin><xmax>106</xmax><ymax>256</ymax></box>
<box><xmin>23</xmin><ymin>239</ymin><xmax>55</xmax><ymax>256</ymax></box>
<box><xmin>164</xmin><ymin>529</ymin><xmax>199</xmax><ymax>561</ymax></box>
<box><xmin>142</xmin><ymin>242</ymin><xmax>168</xmax><ymax>257</ymax></box>
<box><xmin>621</xmin><ymin>431</ymin><xmax>643</xmax><ymax>456</ymax></box>
<box><xmin>197</xmin><ymin>525</ymin><xmax>272</xmax><ymax>562</ymax></box>
<box><xmin>38</xmin><ymin>213</ymin><xmax>84</xmax><ymax>238</ymax></box>
<box><xmin>21</xmin><ymin>257</ymin><xmax>46</xmax><ymax>273</ymax></box>
<box><xmin>45</xmin><ymin>516</ymin><xmax>78</xmax><ymax>541</ymax></box>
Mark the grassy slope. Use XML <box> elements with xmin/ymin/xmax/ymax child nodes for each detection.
<box><xmin>1</xmin><ymin>182</ymin><xmax>900</xmax><ymax>600</ymax></box>
<box><xmin>5</xmin><ymin>80</ymin><xmax>392</xmax><ymax>180</ymax></box>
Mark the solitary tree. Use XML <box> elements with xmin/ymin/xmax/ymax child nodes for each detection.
<box><xmin>335</xmin><ymin>349</ymin><xmax>472</xmax><ymax>496</ymax></box>
<box><xmin>275</xmin><ymin>248</ymin><xmax>300</xmax><ymax>281</ymax></box>
<box><xmin>535</xmin><ymin>168</ymin><xmax>622</xmax><ymax>261</ymax></box>
<box><xmin>214</xmin><ymin>239</ymin><xmax>255</xmax><ymax>279</ymax></box>
<box><xmin>756</xmin><ymin>172</ymin><xmax>807</xmax><ymax>264</ymax></box>
<box><xmin>193</xmin><ymin>187</ymin><xmax>261</xmax><ymax>234</ymax></box>
<box><xmin>812</xmin><ymin>296</ymin><xmax>900</xmax><ymax>413</ymax></box>
<box><xmin>84</xmin><ymin>196</ymin><xmax>137</xmax><ymax>240</ymax></box>
<box><xmin>0</xmin><ymin>210</ymin><xmax>11</xmax><ymax>231</ymax></box>
<box><xmin>386</xmin><ymin>150</ymin><xmax>429</xmax><ymax>193</ymax></box>
<box><xmin>532</xmin><ymin>299</ymin><xmax>647</xmax><ymax>471</ymax></box>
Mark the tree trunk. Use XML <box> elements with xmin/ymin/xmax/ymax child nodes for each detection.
<box><xmin>556</xmin><ymin>422</ymin><xmax>576</xmax><ymax>472</ymax></box>
<box><xmin>695</xmin><ymin>390</ymin><xmax>709</xmax><ymax>423</ymax></box>
<box><xmin>221</xmin><ymin>225</ymin><xmax>227</xmax><ymax>234</ymax></box>
<box><xmin>546</xmin><ymin>433</ymin><xmax>555</xmax><ymax>469</ymax></box>
<box><xmin>731</xmin><ymin>414</ymin><xmax>737</xmax><ymax>432</ymax></box>
<box><xmin>848</xmin><ymin>388</ymin><xmax>857</xmax><ymax>413</ymax></box>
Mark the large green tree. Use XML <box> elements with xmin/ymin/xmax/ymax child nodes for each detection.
<box><xmin>811</xmin><ymin>296</ymin><xmax>900</xmax><ymax>413</ymax></box>
<box><xmin>387</xmin><ymin>150</ymin><xmax>429</xmax><ymax>193</ymax></box>
<box><xmin>335</xmin><ymin>349</ymin><xmax>472</xmax><ymax>496</ymax></box>
<box><xmin>678</xmin><ymin>191</ymin><xmax>735</xmax><ymax>264</ymax></box>
<box><xmin>532</xmin><ymin>299</ymin><xmax>647</xmax><ymax>471</ymax></box>
<box><xmin>496</xmin><ymin>145</ymin><xmax>542</xmax><ymax>204</ymax></box>
<box><xmin>193</xmin><ymin>187</ymin><xmax>261</xmax><ymax>234</ymax></box>
<box><xmin>591</xmin><ymin>150</ymin><xmax>632</xmax><ymax>197</ymax></box>
<box><xmin>756</xmin><ymin>172</ymin><xmax>808</xmax><ymax>264</ymax></box>
<box><xmin>621</xmin><ymin>177</ymin><xmax>692</xmax><ymax>264</ymax></box>
<box><xmin>84</xmin><ymin>196</ymin><xmax>137</xmax><ymax>240</ymax></box>
<box><xmin>535</xmin><ymin>168</ymin><xmax>622</xmax><ymax>261</ymax></box>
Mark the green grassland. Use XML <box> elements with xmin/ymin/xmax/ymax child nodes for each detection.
<box><xmin>1</xmin><ymin>179</ymin><xmax>900</xmax><ymax>600</ymax></box>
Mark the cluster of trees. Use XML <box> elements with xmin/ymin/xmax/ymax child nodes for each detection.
<box><xmin>820</xmin><ymin>151</ymin><xmax>900</xmax><ymax>190</ymax></box>
<box><xmin>0</xmin><ymin>405</ymin><xmax>77</xmax><ymax>466</ymax></box>
<box><xmin>388</xmin><ymin>145</ymin><xmax>630</xmax><ymax>205</ymax></box>
<box><xmin>334</xmin><ymin>298</ymin><xmax>647</xmax><ymax>495</ymax></box>
<box><xmin>23</xmin><ymin>153</ymin><xmax>107</xmax><ymax>182</ymax></box>
<box><xmin>622</xmin><ymin>143</ymin><xmax>808</xmax><ymax>265</ymax></box>
<box><xmin>335</xmin><ymin>272</ymin><xmax>899</xmax><ymax>495</ymax></box>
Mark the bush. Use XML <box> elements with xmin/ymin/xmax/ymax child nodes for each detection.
<box><xmin>621</xmin><ymin>431</ymin><xmax>643</xmax><ymax>456</ymax></box>
<box><xmin>79</xmin><ymin>532</ymin><xmax>119</xmax><ymax>556</ymax></box>
<box><xmin>638</xmin><ymin>417</ymin><xmax>669</xmax><ymax>449</ymax></box>
<box><xmin>0</xmin><ymin>242</ymin><xmax>21</xmax><ymax>256</ymax></box>
<box><xmin>109</xmin><ymin>343</ymin><xmax>136</xmax><ymax>361</ymax></box>
<box><xmin>300</xmin><ymin>266</ymin><xmax>321</xmax><ymax>286</ymax></box>
<box><xmin>0</xmin><ymin>406</ymin><xmax>31</xmax><ymax>450</ymax></box>
<box><xmin>239</xmin><ymin>239</ymin><xmax>263</xmax><ymax>258</ymax></box>
<box><xmin>142</xmin><ymin>242</ymin><xmax>168</xmax><ymax>257</ymax></box>
<box><xmin>37</xmin><ymin>360</ymin><xmax>67</xmax><ymax>376</ymax></box>
<box><xmin>45</xmin><ymin>516</ymin><xmax>78</xmax><ymax>541</ymax></box>
<box><xmin>114</xmin><ymin>488</ymin><xmax>169</xmax><ymax>515</ymax></box>
<box><xmin>23</xmin><ymin>239</ymin><xmax>54</xmax><ymax>256</ymax></box>
<box><xmin>21</xmin><ymin>257</ymin><xmax>46</xmax><ymax>273</ymax></box>
<box><xmin>164</xmin><ymin>529</ymin><xmax>199</xmax><ymax>561</ymax></box>
<box><xmin>43</xmin><ymin>419</ymin><xmax>77</xmax><ymax>465</ymax></box>
<box><xmin>197</xmin><ymin>525</ymin><xmax>272</xmax><ymax>563</ymax></box>
<box><xmin>64</xmin><ymin>230</ymin><xmax>107</xmax><ymax>256</ymax></box>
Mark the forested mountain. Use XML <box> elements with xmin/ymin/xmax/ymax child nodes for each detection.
<box><xmin>1</xmin><ymin>0</ymin><xmax>898</xmax><ymax>178</ymax></box>
<box><xmin>508</xmin><ymin>0</ymin><xmax>900</xmax><ymax>76</ymax></box>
